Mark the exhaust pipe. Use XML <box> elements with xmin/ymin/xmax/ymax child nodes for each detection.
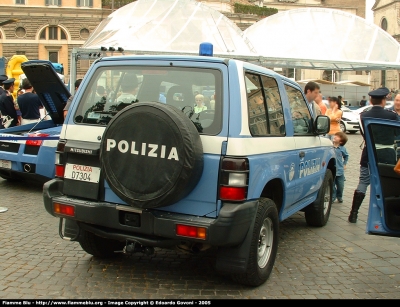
<box><xmin>23</xmin><ymin>164</ymin><xmax>31</xmax><ymax>173</ymax></box>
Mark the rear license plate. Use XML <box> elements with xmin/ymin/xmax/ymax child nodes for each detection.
<box><xmin>64</xmin><ymin>163</ymin><xmax>101</xmax><ymax>183</ymax></box>
<box><xmin>0</xmin><ymin>159</ymin><xmax>11</xmax><ymax>169</ymax></box>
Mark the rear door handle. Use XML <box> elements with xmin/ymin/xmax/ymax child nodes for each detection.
<box><xmin>299</xmin><ymin>151</ymin><xmax>305</xmax><ymax>158</ymax></box>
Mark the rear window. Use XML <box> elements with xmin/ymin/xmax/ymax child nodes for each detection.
<box><xmin>74</xmin><ymin>66</ymin><xmax>223</xmax><ymax>135</ymax></box>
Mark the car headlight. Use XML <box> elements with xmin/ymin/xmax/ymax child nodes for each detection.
<box><xmin>341</xmin><ymin>117</ymin><xmax>350</xmax><ymax>121</ymax></box>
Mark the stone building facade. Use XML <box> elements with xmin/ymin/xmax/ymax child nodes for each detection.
<box><xmin>371</xmin><ymin>0</ymin><xmax>400</xmax><ymax>90</ymax></box>
<box><xmin>261</xmin><ymin>0</ymin><xmax>365</xmax><ymax>18</ymax></box>
<box><xmin>0</xmin><ymin>0</ymin><xmax>108</xmax><ymax>81</ymax></box>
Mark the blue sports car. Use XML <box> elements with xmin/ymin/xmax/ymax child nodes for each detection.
<box><xmin>0</xmin><ymin>60</ymin><xmax>69</xmax><ymax>183</ymax></box>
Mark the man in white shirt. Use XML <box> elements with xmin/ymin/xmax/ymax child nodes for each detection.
<box><xmin>117</xmin><ymin>74</ymin><xmax>139</xmax><ymax>104</ymax></box>
<box><xmin>304</xmin><ymin>81</ymin><xmax>322</xmax><ymax>120</ymax></box>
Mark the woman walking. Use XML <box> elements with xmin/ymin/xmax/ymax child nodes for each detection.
<box><xmin>325</xmin><ymin>97</ymin><xmax>343</xmax><ymax>139</ymax></box>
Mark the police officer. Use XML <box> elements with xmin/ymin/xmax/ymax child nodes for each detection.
<box><xmin>348</xmin><ymin>87</ymin><xmax>398</xmax><ymax>223</ymax></box>
<box><xmin>0</xmin><ymin>75</ymin><xmax>8</xmax><ymax>96</ymax></box>
<box><xmin>0</xmin><ymin>78</ymin><xmax>19</xmax><ymax>128</ymax></box>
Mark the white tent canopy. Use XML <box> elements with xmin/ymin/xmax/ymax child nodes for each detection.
<box><xmin>244</xmin><ymin>8</ymin><xmax>400</xmax><ymax>70</ymax></box>
<box><xmin>83</xmin><ymin>0</ymin><xmax>256</xmax><ymax>57</ymax></box>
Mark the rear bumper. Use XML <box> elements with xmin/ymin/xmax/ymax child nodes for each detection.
<box><xmin>43</xmin><ymin>179</ymin><xmax>257</xmax><ymax>247</ymax></box>
<box><xmin>0</xmin><ymin>168</ymin><xmax>50</xmax><ymax>183</ymax></box>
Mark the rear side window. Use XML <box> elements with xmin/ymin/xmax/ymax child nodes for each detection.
<box><xmin>245</xmin><ymin>72</ymin><xmax>285</xmax><ymax>136</ymax></box>
<box><xmin>284</xmin><ymin>84</ymin><xmax>313</xmax><ymax>135</ymax></box>
<box><xmin>73</xmin><ymin>66</ymin><xmax>223</xmax><ymax>135</ymax></box>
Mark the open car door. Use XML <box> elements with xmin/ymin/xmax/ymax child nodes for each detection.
<box><xmin>363</xmin><ymin>117</ymin><xmax>400</xmax><ymax>237</ymax></box>
<box><xmin>21</xmin><ymin>60</ymin><xmax>70</xmax><ymax>125</ymax></box>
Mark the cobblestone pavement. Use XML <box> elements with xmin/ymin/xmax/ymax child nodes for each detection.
<box><xmin>1</xmin><ymin>133</ymin><xmax>400</xmax><ymax>299</ymax></box>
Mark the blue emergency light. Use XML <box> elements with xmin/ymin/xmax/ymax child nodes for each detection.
<box><xmin>199</xmin><ymin>42</ymin><xmax>213</xmax><ymax>56</ymax></box>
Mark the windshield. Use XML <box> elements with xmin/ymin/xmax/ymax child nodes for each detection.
<box><xmin>74</xmin><ymin>66</ymin><xmax>223</xmax><ymax>135</ymax></box>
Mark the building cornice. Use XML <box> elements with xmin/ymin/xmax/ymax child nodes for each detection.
<box><xmin>372</xmin><ymin>0</ymin><xmax>400</xmax><ymax>11</ymax></box>
<box><xmin>0</xmin><ymin>5</ymin><xmax>105</xmax><ymax>15</ymax></box>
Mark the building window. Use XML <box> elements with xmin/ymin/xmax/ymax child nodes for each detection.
<box><xmin>60</xmin><ymin>29</ymin><xmax>67</xmax><ymax>40</ymax></box>
<box><xmin>15</xmin><ymin>27</ymin><xmax>26</xmax><ymax>38</ymax></box>
<box><xmin>77</xmin><ymin>0</ymin><xmax>93</xmax><ymax>7</ymax></box>
<box><xmin>381</xmin><ymin>18</ymin><xmax>388</xmax><ymax>31</ymax></box>
<box><xmin>40</xmin><ymin>29</ymin><xmax>46</xmax><ymax>39</ymax></box>
<box><xmin>45</xmin><ymin>0</ymin><xmax>62</xmax><ymax>5</ymax></box>
<box><xmin>40</xmin><ymin>26</ymin><xmax>67</xmax><ymax>40</ymax></box>
<box><xmin>49</xmin><ymin>52</ymin><xmax>58</xmax><ymax>63</ymax></box>
<box><xmin>15</xmin><ymin>0</ymin><xmax>25</xmax><ymax>4</ymax></box>
<box><xmin>80</xmin><ymin>28</ymin><xmax>90</xmax><ymax>39</ymax></box>
<box><xmin>49</xmin><ymin>26</ymin><xmax>58</xmax><ymax>40</ymax></box>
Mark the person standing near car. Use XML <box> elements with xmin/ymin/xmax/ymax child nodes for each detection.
<box><xmin>360</xmin><ymin>96</ymin><xmax>367</xmax><ymax>107</ymax></box>
<box><xmin>64</xmin><ymin>78</ymin><xmax>83</xmax><ymax>119</ymax></box>
<box><xmin>0</xmin><ymin>75</ymin><xmax>8</xmax><ymax>96</ymax></box>
<box><xmin>348</xmin><ymin>87</ymin><xmax>398</xmax><ymax>223</ymax></box>
<box><xmin>325</xmin><ymin>97</ymin><xmax>343</xmax><ymax>139</ymax></box>
<box><xmin>332</xmin><ymin>131</ymin><xmax>349</xmax><ymax>203</ymax></box>
<box><xmin>315</xmin><ymin>92</ymin><xmax>327</xmax><ymax>115</ymax></box>
<box><xmin>16</xmin><ymin>78</ymin><xmax>43</xmax><ymax>125</ymax></box>
<box><xmin>304</xmin><ymin>81</ymin><xmax>322</xmax><ymax>120</ymax></box>
<box><xmin>388</xmin><ymin>93</ymin><xmax>400</xmax><ymax>119</ymax></box>
<box><xmin>0</xmin><ymin>78</ymin><xmax>19</xmax><ymax>127</ymax></box>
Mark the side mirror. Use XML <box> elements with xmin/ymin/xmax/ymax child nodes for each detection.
<box><xmin>314</xmin><ymin>115</ymin><xmax>330</xmax><ymax>135</ymax></box>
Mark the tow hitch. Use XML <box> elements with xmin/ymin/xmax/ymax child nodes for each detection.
<box><xmin>118</xmin><ymin>240</ymin><xmax>155</xmax><ymax>256</ymax></box>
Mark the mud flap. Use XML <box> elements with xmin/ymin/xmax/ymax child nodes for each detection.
<box><xmin>215</xmin><ymin>202</ymin><xmax>258</xmax><ymax>274</ymax></box>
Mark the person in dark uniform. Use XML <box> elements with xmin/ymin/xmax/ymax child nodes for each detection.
<box><xmin>0</xmin><ymin>78</ymin><xmax>19</xmax><ymax>128</ymax></box>
<box><xmin>0</xmin><ymin>75</ymin><xmax>8</xmax><ymax>96</ymax></box>
<box><xmin>17</xmin><ymin>78</ymin><xmax>43</xmax><ymax>125</ymax></box>
<box><xmin>348</xmin><ymin>87</ymin><xmax>398</xmax><ymax>223</ymax></box>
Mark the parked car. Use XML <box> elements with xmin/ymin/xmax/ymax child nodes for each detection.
<box><xmin>340</xmin><ymin>106</ymin><xmax>360</xmax><ymax>134</ymax></box>
<box><xmin>362</xmin><ymin>117</ymin><xmax>400</xmax><ymax>238</ymax></box>
<box><xmin>43</xmin><ymin>50</ymin><xmax>336</xmax><ymax>286</ymax></box>
<box><xmin>0</xmin><ymin>61</ymin><xmax>68</xmax><ymax>182</ymax></box>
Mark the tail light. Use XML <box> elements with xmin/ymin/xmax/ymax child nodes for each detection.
<box><xmin>219</xmin><ymin>157</ymin><xmax>249</xmax><ymax>202</ymax></box>
<box><xmin>53</xmin><ymin>203</ymin><xmax>75</xmax><ymax>217</ymax></box>
<box><xmin>55</xmin><ymin>140</ymin><xmax>66</xmax><ymax>178</ymax></box>
<box><xmin>176</xmin><ymin>224</ymin><xmax>207</xmax><ymax>240</ymax></box>
<box><xmin>26</xmin><ymin>133</ymin><xmax>50</xmax><ymax>146</ymax></box>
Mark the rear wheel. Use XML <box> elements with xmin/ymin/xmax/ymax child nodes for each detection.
<box><xmin>305</xmin><ymin>170</ymin><xmax>333</xmax><ymax>227</ymax></box>
<box><xmin>78</xmin><ymin>229</ymin><xmax>124</xmax><ymax>258</ymax></box>
<box><xmin>231</xmin><ymin>198</ymin><xmax>279</xmax><ymax>286</ymax></box>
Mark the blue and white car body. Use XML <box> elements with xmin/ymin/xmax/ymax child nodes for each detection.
<box><xmin>0</xmin><ymin>60</ymin><xmax>69</xmax><ymax>183</ymax></box>
<box><xmin>43</xmin><ymin>54</ymin><xmax>336</xmax><ymax>286</ymax></box>
<box><xmin>0</xmin><ymin>121</ymin><xmax>61</xmax><ymax>182</ymax></box>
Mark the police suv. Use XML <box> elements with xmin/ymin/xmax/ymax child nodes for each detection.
<box><xmin>43</xmin><ymin>49</ymin><xmax>336</xmax><ymax>286</ymax></box>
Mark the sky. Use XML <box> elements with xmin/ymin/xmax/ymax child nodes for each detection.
<box><xmin>366</xmin><ymin>0</ymin><xmax>374</xmax><ymax>22</ymax></box>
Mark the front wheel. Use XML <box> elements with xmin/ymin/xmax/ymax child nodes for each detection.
<box><xmin>340</xmin><ymin>121</ymin><xmax>346</xmax><ymax>133</ymax></box>
<box><xmin>305</xmin><ymin>170</ymin><xmax>333</xmax><ymax>227</ymax></box>
<box><xmin>231</xmin><ymin>198</ymin><xmax>279</xmax><ymax>286</ymax></box>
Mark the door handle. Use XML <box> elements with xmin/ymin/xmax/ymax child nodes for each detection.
<box><xmin>299</xmin><ymin>151</ymin><xmax>305</xmax><ymax>158</ymax></box>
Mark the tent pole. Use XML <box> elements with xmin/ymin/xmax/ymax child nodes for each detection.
<box><xmin>70</xmin><ymin>48</ymin><xmax>77</xmax><ymax>96</ymax></box>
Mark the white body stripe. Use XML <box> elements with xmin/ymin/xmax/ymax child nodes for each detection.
<box><xmin>227</xmin><ymin>137</ymin><xmax>295</xmax><ymax>156</ymax></box>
